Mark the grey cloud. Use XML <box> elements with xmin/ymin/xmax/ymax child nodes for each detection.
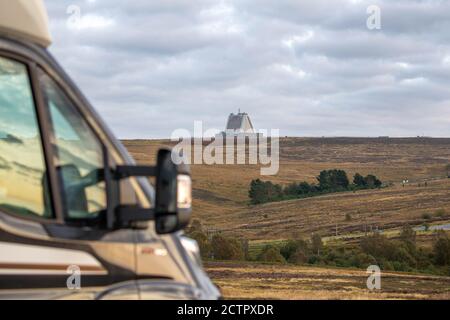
<box><xmin>44</xmin><ymin>0</ymin><xmax>450</xmax><ymax>138</ymax></box>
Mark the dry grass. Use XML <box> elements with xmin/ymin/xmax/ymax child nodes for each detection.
<box><xmin>123</xmin><ymin>137</ymin><xmax>450</xmax><ymax>240</ymax></box>
<box><xmin>124</xmin><ymin>137</ymin><xmax>450</xmax><ymax>300</ymax></box>
<box><xmin>205</xmin><ymin>261</ymin><xmax>450</xmax><ymax>300</ymax></box>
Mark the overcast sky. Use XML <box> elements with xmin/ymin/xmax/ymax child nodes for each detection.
<box><xmin>45</xmin><ymin>0</ymin><xmax>450</xmax><ymax>138</ymax></box>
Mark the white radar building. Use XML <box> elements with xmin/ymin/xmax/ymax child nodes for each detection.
<box><xmin>217</xmin><ymin>110</ymin><xmax>261</xmax><ymax>138</ymax></box>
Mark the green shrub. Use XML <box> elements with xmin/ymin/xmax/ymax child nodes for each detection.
<box><xmin>257</xmin><ymin>245</ymin><xmax>286</xmax><ymax>263</ymax></box>
<box><xmin>391</xmin><ymin>245</ymin><xmax>417</xmax><ymax>267</ymax></box>
<box><xmin>435</xmin><ymin>209</ymin><xmax>447</xmax><ymax>218</ymax></box>
<box><xmin>185</xmin><ymin>219</ymin><xmax>212</xmax><ymax>259</ymax></box>
<box><xmin>433</xmin><ymin>231</ymin><xmax>450</xmax><ymax>266</ymax></box>
<box><xmin>364</xmin><ymin>174</ymin><xmax>382</xmax><ymax>188</ymax></box>
<box><xmin>351</xmin><ymin>253</ymin><xmax>377</xmax><ymax>268</ymax></box>
<box><xmin>289</xmin><ymin>248</ymin><xmax>309</xmax><ymax>264</ymax></box>
<box><xmin>189</xmin><ymin>230</ymin><xmax>212</xmax><ymax>259</ymax></box>
<box><xmin>422</xmin><ymin>213</ymin><xmax>432</xmax><ymax>220</ymax></box>
<box><xmin>284</xmin><ymin>181</ymin><xmax>315</xmax><ymax>196</ymax></box>
<box><xmin>249</xmin><ymin>179</ymin><xmax>283</xmax><ymax>204</ymax></box>
<box><xmin>211</xmin><ymin>235</ymin><xmax>245</xmax><ymax>260</ymax></box>
<box><xmin>280</xmin><ymin>239</ymin><xmax>309</xmax><ymax>261</ymax></box>
<box><xmin>353</xmin><ymin>173</ymin><xmax>366</xmax><ymax>188</ymax></box>
<box><xmin>353</xmin><ymin>173</ymin><xmax>382</xmax><ymax>189</ymax></box>
<box><xmin>392</xmin><ymin>261</ymin><xmax>409</xmax><ymax>272</ymax></box>
<box><xmin>279</xmin><ymin>240</ymin><xmax>298</xmax><ymax>261</ymax></box>
<box><xmin>360</xmin><ymin>234</ymin><xmax>397</xmax><ymax>261</ymax></box>
<box><xmin>381</xmin><ymin>260</ymin><xmax>394</xmax><ymax>271</ymax></box>
<box><xmin>288</xmin><ymin>241</ymin><xmax>310</xmax><ymax>264</ymax></box>
<box><xmin>317</xmin><ymin>169</ymin><xmax>350</xmax><ymax>191</ymax></box>
<box><xmin>249</xmin><ymin>170</ymin><xmax>382</xmax><ymax>205</ymax></box>
<box><xmin>308</xmin><ymin>254</ymin><xmax>323</xmax><ymax>265</ymax></box>
<box><xmin>311</xmin><ymin>233</ymin><xmax>323</xmax><ymax>255</ymax></box>
<box><xmin>399</xmin><ymin>225</ymin><xmax>417</xmax><ymax>252</ymax></box>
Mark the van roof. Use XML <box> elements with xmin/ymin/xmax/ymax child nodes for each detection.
<box><xmin>0</xmin><ymin>0</ymin><xmax>52</xmax><ymax>48</ymax></box>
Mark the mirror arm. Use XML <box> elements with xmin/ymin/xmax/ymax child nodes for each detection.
<box><xmin>115</xmin><ymin>205</ymin><xmax>154</xmax><ymax>225</ymax></box>
<box><xmin>109</xmin><ymin>153</ymin><xmax>190</xmax><ymax>232</ymax></box>
<box><xmin>114</xmin><ymin>165</ymin><xmax>157</xmax><ymax>179</ymax></box>
<box><xmin>110</xmin><ymin>165</ymin><xmax>158</xmax><ymax>228</ymax></box>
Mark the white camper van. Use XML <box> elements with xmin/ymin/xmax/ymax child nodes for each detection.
<box><xmin>0</xmin><ymin>0</ymin><xmax>220</xmax><ymax>299</ymax></box>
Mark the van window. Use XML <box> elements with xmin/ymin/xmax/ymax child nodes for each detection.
<box><xmin>39</xmin><ymin>70</ymin><xmax>106</xmax><ymax>220</ymax></box>
<box><xmin>0</xmin><ymin>56</ymin><xmax>52</xmax><ymax>218</ymax></box>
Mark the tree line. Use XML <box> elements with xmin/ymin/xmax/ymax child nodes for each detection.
<box><xmin>249</xmin><ymin>169</ymin><xmax>382</xmax><ymax>205</ymax></box>
<box><xmin>187</xmin><ymin>220</ymin><xmax>450</xmax><ymax>276</ymax></box>
<box><xmin>256</xmin><ymin>227</ymin><xmax>450</xmax><ymax>276</ymax></box>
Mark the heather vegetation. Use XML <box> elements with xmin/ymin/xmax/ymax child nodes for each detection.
<box><xmin>187</xmin><ymin>220</ymin><xmax>450</xmax><ymax>276</ymax></box>
<box><xmin>249</xmin><ymin>169</ymin><xmax>382</xmax><ymax>205</ymax></box>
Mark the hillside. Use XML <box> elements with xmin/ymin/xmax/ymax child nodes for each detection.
<box><xmin>123</xmin><ymin>137</ymin><xmax>450</xmax><ymax>241</ymax></box>
<box><xmin>205</xmin><ymin>261</ymin><xmax>450</xmax><ymax>299</ymax></box>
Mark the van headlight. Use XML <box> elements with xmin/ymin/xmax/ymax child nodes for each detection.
<box><xmin>177</xmin><ymin>174</ymin><xmax>192</xmax><ymax>209</ymax></box>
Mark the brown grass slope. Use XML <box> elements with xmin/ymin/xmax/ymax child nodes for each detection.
<box><xmin>123</xmin><ymin>137</ymin><xmax>450</xmax><ymax>240</ymax></box>
<box><xmin>205</xmin><ymin>261</ymin><xmax>450</xmax><ymax>300</ymax></box>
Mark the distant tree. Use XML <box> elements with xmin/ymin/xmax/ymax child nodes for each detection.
<box><xmin>249</xmin><ymin>179</ymin><xmax>267</xmax><ymax>204</ymax></box>
<box><xmin>433</xmin><ymin>231</ymin><xmax>450</xmax><ymax>265</ymax></box>
<box><xmin>284</xmin><ymin>181</ymin><xmax>313</xmax><ymax>196</ymax></box>
<box><xmin>317</xmin><ymin>169</ymin><xmax>349</xmax><ymax>191</ymax></box>
<box><xmin>399</xmin><ymin>225</ymin><xmax>416</xmax><ymax>252</ymax></box>
<box><xmin>446</xmin><ymin>164</ymin><xmax>450</xmax><ymax>178</ymax></box>
<box><xmin>241</xmin><ymin>238</ymin><xmax>250</xmax><ymax>260</ymax></box>
<box><xmin>298</xmin><ymin>181</ymin><xmax>313</xmax><ymax>194</ymax></box>
<box><xmin>265</xmin><ymin>181</ymin><xmax>283</xmax><ymax>201</ymax></box>
<box><xmin>285</xmin><ymin>240</ymin><xmax>310</xmax><ymax>264</ymax></box>
<box><xmin>345</xmin><ymin>213</ymin><xmax>352</xmax><ymax>221</ymax></box>
<box><xmin>364</xmin><ymin>174</ymin><xmax>382</xmax><ymax>188</ymax></box>
<box><xmin>284</xmin><ymin>182</ymin><xmax>298</xmax><ymax>196</ymax></box>
<box><xmin>280</xmin><ymin>239</ymin><xmax>309</xmax><ymax>262</ymax></box>
<box><xmin>279</xmin><ymin>240</ymin><xmax>298</xmax><ymax>261</ymax></box>
<box><xmin>353</xmin><ymin>173</ymin><xmax>382</xmax><ymax>189</ymax></box>
<box><xmin>289</xmin><ymin>247</ymin><xmax>309</xmax><ymax>264</ymax></box>
<box><xmin>189</xmin><ymin>230</ymin><xmax>212</xmax><ymax>259</ymax></box>
<box><xmin>311</xmin><ymin>233</ymin><xmax>323</xmax><ymax>255</ymax></box>
<box><xmin>353</xmin><ymin>173</ymin><xmax>366</xmax><ymax>187</ymax></box>
<box><xmin>249</xmin><ymin>179</ymin><xmax>283</xmax><ymax>204</ymax></box>
<box><xmin>360</xmin><ymin>233</ymin><xmax>395</xmax><ymax>260</ymax></box>
<box><xmin>211</xmin><ymin>235</ymin><xmax>245</xmax><ymax>260</ymax></box>
<box><xmin>251</xmin><ymin>170</ymin><xmax>381</xmax><ymax>206</ymax></box>
<box><xmin>400</xmin><ymin>225</ymin><xmax>416</xmax><ymax>243</ymax></box>
<box><xmin>257</xmin><ymin>245</ymin><xmax>286</xmax><ymax>263</ymax></box>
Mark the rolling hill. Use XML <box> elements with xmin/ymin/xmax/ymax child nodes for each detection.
<box><xmin>123</xmin><ymin>137</ymin><xmax>450</xmax><ymax>241</ymax></box>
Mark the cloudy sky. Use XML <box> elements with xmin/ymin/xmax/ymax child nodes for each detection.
<box><xmin>45</xmin><ymin>0</ymin><xmax>450</xmax><ymax>138</ymax></box>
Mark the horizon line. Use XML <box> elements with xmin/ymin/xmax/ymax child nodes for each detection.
<box><xmin>118</xmin><ymin>135</ymin><xmax>450</xmax><ymax>140</ymax></box>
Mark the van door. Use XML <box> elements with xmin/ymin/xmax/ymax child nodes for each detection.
<box><xmin>0</xmin><ymin>55</ymin><xmax>137</xmax><ymax>299</ymax></box>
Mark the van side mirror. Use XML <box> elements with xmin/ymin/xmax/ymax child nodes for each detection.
<box><xmin>155</xmin><ymin>149</ymin><xmax>191</xmax><ymax>234</ymax></box>
<box><xmin>113</xmin><ymin>148</ymin><xmax>192</xmax><ymax>234</ymax></box>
